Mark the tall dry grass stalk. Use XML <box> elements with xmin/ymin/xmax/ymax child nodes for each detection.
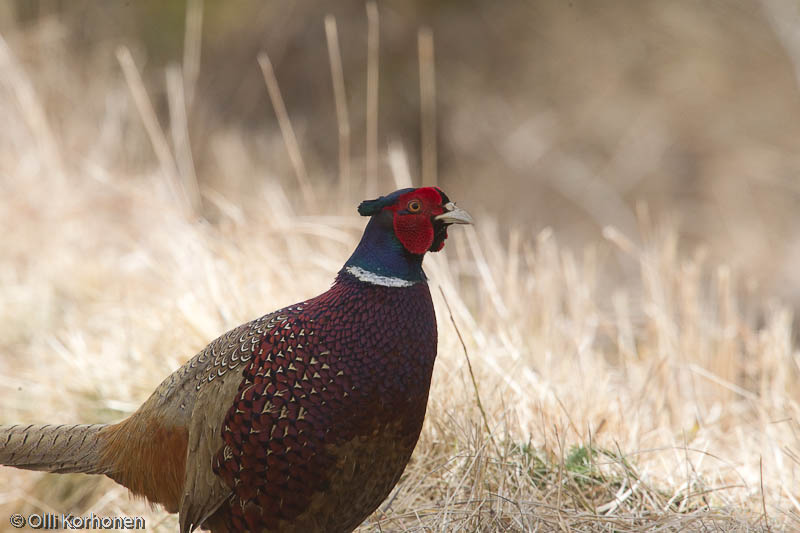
<box><xmin>0</xmin><ymin>11</ymin><xmax>798</xmax><ymax>533</ymax></box>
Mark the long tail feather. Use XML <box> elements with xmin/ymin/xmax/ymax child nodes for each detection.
<box><xmin>0</xmin><ymin>423</ymin><xmax>109</xmax><ymax>474</ymax></box>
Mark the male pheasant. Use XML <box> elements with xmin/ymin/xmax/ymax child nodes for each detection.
<box><xmin>0</xmin><ymin>187</ymin><xmax>472</xmax><ymax>532</ymax></box>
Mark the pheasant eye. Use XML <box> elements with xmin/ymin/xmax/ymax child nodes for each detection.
<box><xmin>407</xmin><ymin>200</ymin><xmax>421</xmax><ymax>213</ymax></box>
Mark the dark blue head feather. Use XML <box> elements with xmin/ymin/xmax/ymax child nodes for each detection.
<box><xmin>357</xmin><ymin>188</ymin><xmax>416</xmax><ymax>216</ymax></box>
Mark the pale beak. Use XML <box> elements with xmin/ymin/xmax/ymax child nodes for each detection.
<box><xmin>435</xmin><ymin>202</ymin><xmax>474</xmax><ymax>225</ymax></box>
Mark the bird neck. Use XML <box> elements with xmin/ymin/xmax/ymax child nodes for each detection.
<box><xmin>342</xmin><ymin>214</ymin><xmax>426</xmax><ymax>286</ymax></box>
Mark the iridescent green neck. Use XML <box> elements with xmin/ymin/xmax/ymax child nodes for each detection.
<box><xmin>342</xmin><ymin>212</ymin><xmax>426</xmax><ymax>284</ymax></box>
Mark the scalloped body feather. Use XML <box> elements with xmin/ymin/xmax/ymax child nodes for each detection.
<box><xmin>212</xmin><ymin>271</ymin><xmax>437</xmax><ymax>531</ymax></box>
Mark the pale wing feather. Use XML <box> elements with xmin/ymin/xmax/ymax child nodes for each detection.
<box><xmin>175</xmin><ymin>311</ymin><xmax>284</xmax><ymax>533</ymax></box>
<box><xmin>178</xmin><ymin>372</ymin><xmax>243</xmax><ymax>532</ymax></box>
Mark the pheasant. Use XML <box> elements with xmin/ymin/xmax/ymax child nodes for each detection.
<box><xmin>0</xmin><ymin>186</ymin><xmax>472</xmax><ymax>532</ymax></box>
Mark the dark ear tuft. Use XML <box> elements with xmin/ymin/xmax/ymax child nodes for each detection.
<box><xmin>358</xmin><ymin>197</ymin><xmax>387</xmax><ymax>216</ymax></box>
<box><xmin>357</xmin><ymin>188</ymin><xmax>417</xmax><ymax>216</ymax></box>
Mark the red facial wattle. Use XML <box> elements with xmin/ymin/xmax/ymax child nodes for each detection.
<box><xmin>386</xmin><ymin>188</ymin><xmax>446</xmax><ymax>255</ymax></box>
<box><xmin>393</xmin><ymin>214</ymin><xmax>435</xmax><ymax>254</ymax></box>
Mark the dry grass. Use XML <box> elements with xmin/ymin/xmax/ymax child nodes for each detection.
<box><xmin>1</xmin><ymin>8</ymin><xmax>800</xmax><ymax>533</ymax></box>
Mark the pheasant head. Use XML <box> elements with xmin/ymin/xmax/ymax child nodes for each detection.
<box><xmin>344</xmin><ymin>187</ymin><xmax>472</xmax><ymax>285</ymax></box>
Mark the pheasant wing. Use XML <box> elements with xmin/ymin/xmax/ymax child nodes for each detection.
<box><xmin>176</xmin><ymin>313</ymin><xmax>280</xmax><ymax>532</ymax></box>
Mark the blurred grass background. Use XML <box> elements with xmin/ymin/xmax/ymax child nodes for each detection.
<box><xmin>6</xmin><ymin>0</ymin><xmax>800</xmax><ymax>309</ymax></box>
<box><xmin>1</xmin><ymin>0</ymin><xmax>800</xmax><ymax>531</ymax></box>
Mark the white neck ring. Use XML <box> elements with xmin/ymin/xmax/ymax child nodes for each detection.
<box><xmin>345</xmin><ymin>266</ymin><xmax>415</xmax><ymax>287</ymax></box>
